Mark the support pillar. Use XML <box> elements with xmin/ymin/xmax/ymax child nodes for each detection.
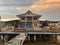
<box><xmin>25</xmin><ymin>23</ymin><xmax>26</xmax><ymax>29</ymax></box>
<box><xmin>27</xmin><ymin>35</ymin><xmax>30</xmax><ymax>41</ymax></box>
<box><xmin>4</xmin><ymin>35</ymin><xmax>8</xmax><ymax>45</ymax></box>
<box><xmin>55</xmin><ymin>35</ymin><xmax>57</xmax><ymax>40</ymax></box>
<box><xmin>39</xmin><ymin>35</ymin><xmax>41</xmax><ymax>40</ymax></box>
<box><xmin>53</xmin><ymin>35</ymin><xmax>57</xmax><ymax>41</ymax></box>
<box><xmin>34</xmin><ymin>35</ymin><xmax>36</xmax><ymax>41</ymax></box>
<box><xmin>14</xmin><ymin>21</ymin><xmax>15</xmax><ymax>28</ymax></box>
<box><xmin>0</xmin><ymin>35</ymin><xmax>3</xmax><ymax>41</ymax></box>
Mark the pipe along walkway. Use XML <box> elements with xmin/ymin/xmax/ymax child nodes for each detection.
<box><xmin>6</xmin><ymin>33</ymin><xmax>27</xmax><ymax>45</ymax></box>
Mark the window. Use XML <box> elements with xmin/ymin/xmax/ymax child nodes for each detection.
<box><xmin>34</xmin><ymin>17</ymin><xmax>37</xmax><ymax>20</ymax></box>
<box><xmin>34</xmin><ymin>22</ymin><xmax>37</xmax><ymax>27</ymax></box>
<box><xmin>20</xmin><ymin>22</ymin><xmax>25</xmax><ymax>28</ymax></box>
<box><xmin>26</xmin><ymin>22</ymin><xmax>32</xmax><ymax>28</ymax></box>
<box><xmin>27</xmin><ymin>17</ymin><xmax>32</xmax><ymax>21</ymax></box>
<box><xmin>21</xmin><ymin>17</ymin><xmax>25</xmax><ymax>20</ymax></box>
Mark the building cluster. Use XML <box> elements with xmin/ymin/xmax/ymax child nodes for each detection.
<box><xmin>3</xmin><ymin>10</ymin><xmax>60</xmax><ymax>31</ymax></box>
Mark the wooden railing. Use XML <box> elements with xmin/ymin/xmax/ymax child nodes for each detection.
<box><xmin>14</xmin><ymin>28</ymin><xmax>60</xmax><ymax>33</ymax></box>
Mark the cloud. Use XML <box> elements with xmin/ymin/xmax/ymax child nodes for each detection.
<box><xmin>0</xmin><ymin>6</ymin><xmax>22</xmax><ymax>11</ymax></box>
<box><xmin>30</xmin><ymin>0</ymin><xmax>60</xmax><ymax>11</ymax></box>
<box><xmin>0</xmin><ymin>0</ymin><xmax>3</xmax><ymax>5</ymax></box>
<box><xmin>3</xmin><ymin>0</ymin><xmax>38</xmax><ymax>6</ymax></box>
<box><xmin>16</xmin><ymin>7</ymin><xmax>22</xmax><ymax>11</ymax></box>
<box><xmin>19</xmin><ymin>0</ymin><xmax>39</xmax><ymax>6</ymax></box>
<box><xmin>3</xmin><ymin>0</ymin><xmax>21</xmax><ymax>6</ymax></box>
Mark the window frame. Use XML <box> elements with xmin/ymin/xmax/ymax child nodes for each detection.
<box><xmin>34</xmin><ymin>17</ymin><xmax>37</xmax><ymax>20</ymax></box>
<box><xmin>21</xmin><ymin>17</ymin><xmax>25</xmax><ymax>20</ymax></box>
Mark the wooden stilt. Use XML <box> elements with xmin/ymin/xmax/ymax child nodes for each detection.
<box><xmin>28</xmin><ymin>35</ymin><xmax>30</xmax><ymax>41</ymax></box>
<box><xmin>55</xmin><ymin>35</ymin><xmax>57</xmax><ymax>40</ymax></box>
<box><xmin>4</xmin><ymin>35</ymin><xmax>8</xmax><ymax>45</ymax></box>
<box><xmin>0</xmin><ymin>35</ymin><xmax>3</xmax><ymax>41</ymax></box>
<box><xmin>34</xmin><ymin>35</ymin><xmax>36</xmax><ymax>41</ymax></box>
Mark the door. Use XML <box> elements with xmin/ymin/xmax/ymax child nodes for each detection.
<box><xmin>26</xmin><ymin>22</ymin><xmax>33</xmax><ymax>30</ymax></box>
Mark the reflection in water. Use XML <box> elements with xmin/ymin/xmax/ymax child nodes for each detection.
<box><xmin>0</xmin><ymin>35</ymin><xmax>60</xmax><ymax>45</ymax></box>
<box><xmin>23</xmin><ymin>35</ymin><xmax>60</xmax><ymax>45</ymax></box>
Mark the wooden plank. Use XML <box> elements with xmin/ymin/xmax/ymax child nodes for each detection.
<box><xmin>13</xmin><ymin>29</ymin><xmax>60</xmax><ymax>32</ymax></box>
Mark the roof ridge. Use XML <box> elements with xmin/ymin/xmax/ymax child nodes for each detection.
<box><xmin>25</xmin><ymin>10</ymin><xmax>32</xmax><ymax>14</ymax></box>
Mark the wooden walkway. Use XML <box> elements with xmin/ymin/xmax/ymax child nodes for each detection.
<box><xmin>0</xmin><ymin>29</ymin><xmax>60</xmax><ymax>35</ymax></box>
<box><xmin>13</xmin><ymin>30</ymin><xmax>60</xmax><ymax>32</ymax></box>
<box><xmin>0</xmin><ymin>32</ymin><xmax>60</xmax><ymax>35</ymax></box>
<box><xmin>7</xmin><ymin>33</ymin><xmax>27</xmax><ymax>45</ymax></box>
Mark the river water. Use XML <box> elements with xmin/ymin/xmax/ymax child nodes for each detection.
<box><xmin>23</xmin><ymin>35</ymin><xmax>60</xmax><ymax>45</ymax></box>
<box><xmin>0</xmin><ymin>35</ymin><xmax>60</xmax><ymax>45</ymax></box>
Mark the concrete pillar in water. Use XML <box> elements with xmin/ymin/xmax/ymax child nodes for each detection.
<box><xmin>34</xmin><ymin>35</ymin><xmax>36</xmax><ymax>41</ymax></box>
<box><xmin>39</xmin><ymin>35</ymin><xmax>41</xmax><ymax>38</ymax></box>
<box><xmin>4</xmin><ymin>35</ymin><xmax>8</xmax><ymax>45</ymax></box>
<box><xmin>0</xmin><ymin>35</ymin><xmax>3</xmax><ymax>41</ymax></box>
<box><xmin>27</xmin><ymin>35</ymin><xmax>30</xmax><ymax>41</ymax></box>
<box><xmin>53</xmin><ymin>35</ymin><xmax>57</xmax><ymax>41</ymax></box>
<box><xmin>55</xmin><ymin>35</ymin><xmax>57</xmax><ymax>40</ymax></box>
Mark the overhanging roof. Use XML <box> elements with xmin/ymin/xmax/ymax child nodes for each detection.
<box><xmin>17</xmin><ymin>10</ymin><xmax>41</xmax><ymax>17</ymax></box>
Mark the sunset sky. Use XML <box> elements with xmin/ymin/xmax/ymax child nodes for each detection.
<box><xmin>0</xmin><ymin>0</ymin><xmax>60</xmax><ymax>21</ymax></box>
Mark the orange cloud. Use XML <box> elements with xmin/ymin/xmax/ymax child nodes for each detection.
<box><xmin>16</xmin><ymin>7</ymin><xmax>22</xmax><ymax>11</ymax></box>
<box><xmin>30</xmin><ymin>0</ymin><xmax>60</xmax><ymax>11</ymax></box>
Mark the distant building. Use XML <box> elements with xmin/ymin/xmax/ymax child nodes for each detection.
<box><xmin>4</xmin><ymin>10</ymin><xmax>59</xmax><ymax>30</ymax></box>
<box><xmin>17</xmin><ymin>10</ymin><xmax>41</xmax><ymax>30</ymax></box>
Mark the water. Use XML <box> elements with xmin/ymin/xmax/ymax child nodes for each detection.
<box><xmin>0</xmin><ymin>35</ymin><xmax>60</xmax><ymax>45</ymax></box>
<box><xmin>23</xmin><ymin>40</ymin><xmax>60</xmax><ymax>45</ymax></box>
<box><xmin>0</xmin><ymin>41</ymin><xmax>4</xmax><ymax>45</ymax></box>
<box><xmin>23</xmin><ymin>35</ymin><xmax>60</xmax><ymax>45</ymax></box>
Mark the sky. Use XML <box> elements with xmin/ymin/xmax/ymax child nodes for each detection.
<box><xmin>0</xmin><ymin>0</ymin><xmax>60</xmax><ymax>21</ymax></box>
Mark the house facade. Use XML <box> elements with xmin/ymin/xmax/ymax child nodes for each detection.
<box><xmin>4</xmin><ymin>10</ymin><xmax>59</xmax><ymax>31</ymax></box>
<box><xmin>17</xmin><ymin>10</ymin><xmax>41</xmax><ymax>30</ymax></box>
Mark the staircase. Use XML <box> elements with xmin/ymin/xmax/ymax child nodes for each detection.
<box><xmin>7</xmin><ymin>33</ymin><xmax>27</xmax><ymax>45</ymax></box>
